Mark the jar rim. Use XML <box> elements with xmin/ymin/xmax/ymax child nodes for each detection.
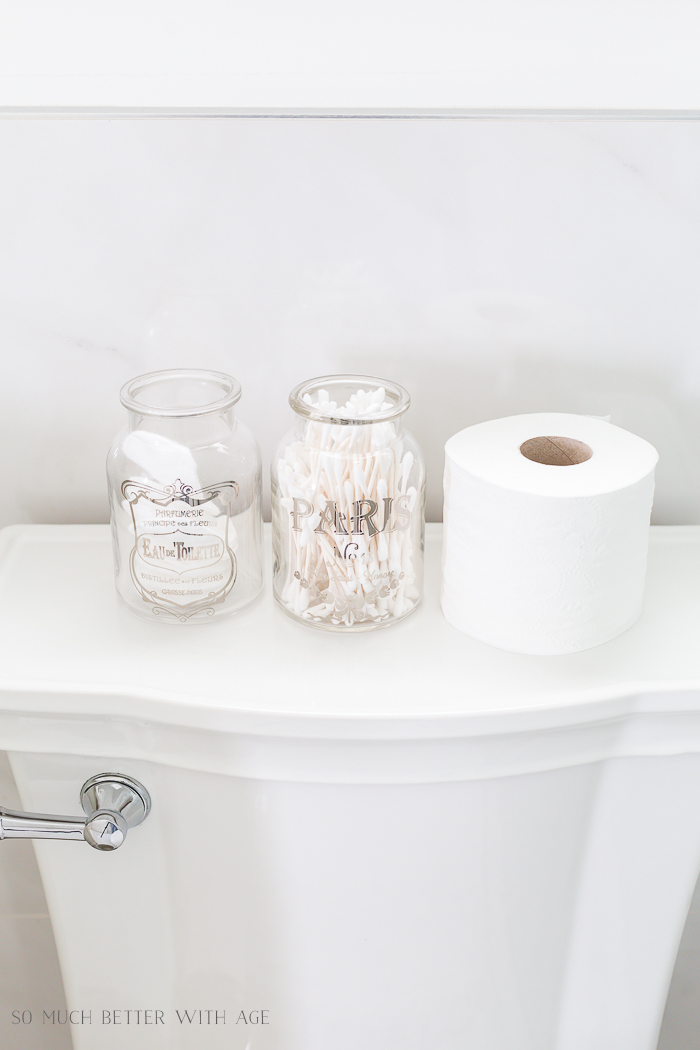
<box><xmin>289</xmin><ymin>374</ymin><xmax>410</xmax><ymax>425</ymax></box>
<box><xmin>120</xmin><ymin>369</ymin><xmax>242</xmax><ymax>417</ymax></box>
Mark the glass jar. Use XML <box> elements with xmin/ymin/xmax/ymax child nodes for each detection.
<box><xmin>271</xmin><ymin>374</ymin><xmax>425</xmax><ymax>631</ymax></box>
<box><xmin>107</xmin><ymin>369</ymin><xmax>263</xmax><ymax>623</ymax></box>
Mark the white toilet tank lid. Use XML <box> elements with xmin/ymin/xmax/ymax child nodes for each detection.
<box><xmin>0</xmin><ymin>524</ymin><xmax>699</xmax><ymax>783</ymax></box>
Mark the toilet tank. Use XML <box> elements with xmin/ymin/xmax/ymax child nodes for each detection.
<box><xmin>3</xmin><ymin>523</ymin><xmax>700</xmax><ymax>1050</ymax></box>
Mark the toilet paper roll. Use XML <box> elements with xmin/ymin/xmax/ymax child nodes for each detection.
<box><xmin>442</xmin><ymin>413</ymin><xmax>658</xmax><ymax>655</ymax></box>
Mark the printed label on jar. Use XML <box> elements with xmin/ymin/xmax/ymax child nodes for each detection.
<box><xmin>276</xmin><ymin>493</ymin><xmax>419</xmax><ymax>626</ymax></box>
<box><xmin>122</xmin><ymin>478</ymin><xmax>238</xmax><ymax>621</ymax></box>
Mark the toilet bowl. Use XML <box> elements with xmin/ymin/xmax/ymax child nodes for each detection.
<box><xmin>2</xmin><ymin>523</ymin><xmax>700</xmax><ymax>1050</ymax></box>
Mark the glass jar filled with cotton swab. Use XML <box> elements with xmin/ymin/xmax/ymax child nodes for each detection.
<box><xmin>271</xmin><ymin>374</ymin><xmax>426</xmax><ymax>631</ymax></box>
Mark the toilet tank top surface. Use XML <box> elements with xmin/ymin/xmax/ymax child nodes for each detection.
<box><xmin>0</xmin><ymin>523</ymin><xmax>699</xmax><ymax>783</ymax></box>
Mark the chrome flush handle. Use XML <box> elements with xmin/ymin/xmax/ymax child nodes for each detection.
<box><xmin>0</xmin><ymin>773</ymin><xmax>150</xmax><ymax>852</ymax></box>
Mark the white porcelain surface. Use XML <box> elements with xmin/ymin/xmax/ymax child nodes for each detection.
<box><xmin>2</xmin><ymin>525</ymin><xmax>700</xmax><ymax>1047</ymax></box>
<box><xmin>1</xmin><ymin>118</ymin><xmax>700</xmax><ymax>526</ymax></box>
<box><xmin>3</xmin><ymin>524</ymin><xmax>700</xmax><ymax>755</ymax></box>
<box><xmin>7</xmin><ymin>732</ymin><xmax>700</xmax><ymax>1049</ymax></box>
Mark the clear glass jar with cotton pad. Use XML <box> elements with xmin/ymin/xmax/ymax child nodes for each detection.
<box><xmin>107</xmin><ymin>369</ymin><xmax>263</xmax><ymax>623</ymax></box>
<box><xmin>271</xmin><ymin>374</ymin><xmax>426</xmax><ymax>631</ymax></box>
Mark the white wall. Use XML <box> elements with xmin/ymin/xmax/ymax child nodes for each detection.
<box><xmin>1</xmin><ymin>0</ymin><xmax>699</xmax><ymax>109</ymax></box>
<box><xmin>0</xmin><ymin>753</ymin><xmax>70</xmax><ymax>1050</ymax></box>
<box><xmin>2</xmin><ymin>117</ymin><xmax>700</xmax><ymax>527</ymax></box>
<box><xmin>660</xmin><ymin>876</ymin><xmax>700</xmax><ymax>1050</ymax></box>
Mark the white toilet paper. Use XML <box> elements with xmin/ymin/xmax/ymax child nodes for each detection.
<box><xmin>442</xmin><ymin>413</ymin><xmax>658</xmax><ymax>655</ymax></box>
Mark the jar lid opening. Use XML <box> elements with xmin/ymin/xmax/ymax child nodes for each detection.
<box><xmin>120</xmin><ymin>369</ymin><xmax>242</xmax><ymax>417</ymax></box>
<box><xmin>289</xmin><ymin>374</ymin><xmax>410</xmax><ymax>425</ymax></box>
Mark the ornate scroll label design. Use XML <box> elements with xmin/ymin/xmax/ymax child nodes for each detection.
<box><xmin>122</xmin><ymin>478</ymin><xmax>239</xmax><ymax>621</ymax></box>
